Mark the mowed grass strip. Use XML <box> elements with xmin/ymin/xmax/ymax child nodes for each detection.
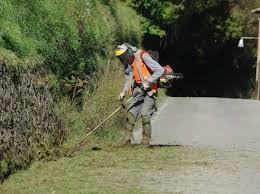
<box><xmin>0</xmin><ymin>145</ymin><xmax>210</xmax><ymax>194</ymax></box>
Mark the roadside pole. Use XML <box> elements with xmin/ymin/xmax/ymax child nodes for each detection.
<box><xmin>257</xmin><ymin>18</ymin><xmax>260</xmax><ymax>99</ymax></box>
<box><xmin>251</xmin><ymin>8</ymin><xmax>260</xmax><ymax>99</ymax></box>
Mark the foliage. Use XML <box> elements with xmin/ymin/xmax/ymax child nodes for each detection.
<box><xmin>0</xmin><ymin>0</ymin><xmax>142</xmax><ymax>94</ymax></box>
<box><xmin>131</xmin><ymin>0</ymin><xmax>184</xmax><ymax>37</ymax></box>
<box><xmin>0</xmin><ymin>0</ymin><xmax>143</xmax><ymax>180</ymax></box>
<box><xmin>63</xmin><ymin>61</ymin><xmax>126</xmax><ymax>149</ymax></box>
<box><xmin>0</xmin><ymin>63</ymin><xmax>64</xmax><ymax>181</ymax></box>
<box><xmin>225</xmin><ymin>9</ymin><xmax>246</xmax><ymax>39</ymax></box>
<box><xmin>132</xmin><ymin>0</ymin><xmax>260</xmax><ymax>98</ymax></box>
<box><xmin>110</xmin><ymin>0</ymin><xmax>143</xmax><ymax>45</ymax></box>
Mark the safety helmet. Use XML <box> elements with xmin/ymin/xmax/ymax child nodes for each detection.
<box><xmin>115</xmin><ymin>43</ymin><xmax>135</xmax><ymax>65</ymax></box>
<box><xmin>115</xmin><ymin>44</ymin><xmax>128</xmax><ymax>57</ymax></box>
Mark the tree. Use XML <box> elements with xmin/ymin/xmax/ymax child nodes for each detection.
<box><xmin>132</xmin><ymin>0</ymin><xmax>259</xmax><ymax>98</ymax></box>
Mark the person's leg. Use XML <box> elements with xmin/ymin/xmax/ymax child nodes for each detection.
<box><xmin>123</xmin><ymin>88</ymin><xmax>144</xmax><ymax>143</ymax></box>
<box><xmin>141</xmin><ymin>94</ymin><xmax>156</xmax><ymax>144</ymax></box>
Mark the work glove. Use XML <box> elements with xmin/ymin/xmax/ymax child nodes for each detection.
<box><xmin>160</xmin><ymin>77</ymin><xmax>167</xmax><ymax>84</ymax></box>
<box><xmin>143</xmin><ymin>79</ymin><xmax>151</xmax><ymax>91</ymax></box>
<box><xmin>118</xmin><ymin>91</ymin><xmax>126</xmax><ymax>101</ymax></box>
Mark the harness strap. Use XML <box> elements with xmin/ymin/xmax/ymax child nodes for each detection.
<box><xmin>134</xmin><ymin>49</ymin><xmax>145</xmax><ymax>86</ymax></box>
<box><xmin>128</xmin><ymin>71</ymin><xmax>134</xmax><ymax>95</ymax></box>
<box><xmin>134</xmin><ymin>49</ymin><xmax>154</xmax><ymax>96</ymax></box>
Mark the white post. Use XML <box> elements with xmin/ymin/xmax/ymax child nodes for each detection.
<box><xmin>257</xmin><ymin>18</ymin><xmax>260</xmax><ymax>99</ymax></box>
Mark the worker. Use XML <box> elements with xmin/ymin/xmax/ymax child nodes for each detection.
<box><xmin>115</xmin><ymin>43</ymin><xmax>164</xmax><ymax>144</ymax></box>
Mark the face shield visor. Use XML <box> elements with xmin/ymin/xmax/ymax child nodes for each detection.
<box><xmin>115</xmin><ymin>43</ymin><xmax>136</xmax><ymax>66</ymax></box>
<box><xmin>116</xmin><ymin>48</ymin><xmax>134</xmax><ymax>66</ymax></box>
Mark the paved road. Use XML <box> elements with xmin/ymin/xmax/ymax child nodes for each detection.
<box><xmin>151</xmin><ymin>97</ymin><xmax>260</xmax><ymax>148</ymax></box>
<box><xmin>137</xmin><ymin>97</ymin><xmax>260</xmax><ymax>194</ymax></box>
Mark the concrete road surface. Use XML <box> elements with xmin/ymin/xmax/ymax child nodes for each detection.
<box><xmin>151</xmin><ymin>97</ymin><xmax>260</xmax><ymax>148</ymax></box>
<box><xmin>133</xmin><ymin>97</ymin><xmax>260</xmax><ymax>194</ymax></box>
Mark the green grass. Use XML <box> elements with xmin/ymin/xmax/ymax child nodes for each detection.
<box><xmin>0</xmin><ymin>144</ymin><xmax>210</xmax><ymax>194</ymax></box>
<box><xmin>0</xmin><ymin>94</ymin><xmax>211</xmax><ymax>194</ymax></box>
<box><xmin>60</xmin><ymin>62</ymin><xmax>126</xmax><ymax>150</ymax></box>
<box><xmin>0</xmin><ymin>0</ymin><xmax>143</xmax><ymax>180</ymax></box>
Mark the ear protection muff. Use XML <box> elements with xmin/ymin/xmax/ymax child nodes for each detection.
<box><xmin>126</xmin><ymin>47</ymin><xmax>133</xmax><ymax>57</ymax></box>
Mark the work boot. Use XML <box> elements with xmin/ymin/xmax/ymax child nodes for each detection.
<box><xmin>125</xmin><ymin>112</ymin><xmax>135</xmax><ymax>131</ymax></box>
<box><xmin>119</xmin><ymin>112</ymin><xmax>135</xmax><ymax>145</ymax></box>
<box><xmin>122</xmin><ymin>129</ymin><xmax>132</xmax><ymax>145</ymax></box>
<box><xmin>113</xmin><ymin>129</ymin><xmax>132</xmax><ymax>147</ymax></box>
<box><xmin>141</xmin><ymin>134</ymin><xmax>150</xmax><ymax>145</ymax></box>
<box><xmin>141</xmin><ymin>115</ymin><xmax>152</xmax><ymax>145</ymax></box>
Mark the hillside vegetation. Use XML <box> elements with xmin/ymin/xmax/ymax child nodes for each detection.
<box><xmin>0</xmin><ymin>0</ymin><xmax>142</xmax><ymax>181</ymax></box>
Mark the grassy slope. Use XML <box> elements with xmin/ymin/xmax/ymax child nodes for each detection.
<box><xmin>0</xmin><ymin>91</ymin><xmax>206</xmax><ymax>194</ymax></box>
<box><xmin>0</xmin><ymin>0</ymin><xmax>143</xmax><ymax>180</ymax></box>
<box><xmin>0</xmin><ymin>144</ymin><xmax>210</xmax><ymax>194</ymax></box>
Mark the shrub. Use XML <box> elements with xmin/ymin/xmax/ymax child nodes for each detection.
<box><xmin>0</xmin><ymin>62</ymin><xmax>64</xmax><ymax>181</ymax></box>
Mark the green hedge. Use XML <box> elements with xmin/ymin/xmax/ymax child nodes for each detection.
<box><xmin>0</xmin><ymin>63</ymin><xmax>64</xmax><ymax>181</ymax></box>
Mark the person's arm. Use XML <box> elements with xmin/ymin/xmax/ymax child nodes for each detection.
<box><xmin>142</xmin><ymin>53</ymin><xmax>164</xmax><ymax>84</ymax></box>
<box><xmin>122</xmin><ymin>64</ymin><xmax>133</xmax><ymax>94</ymax></box>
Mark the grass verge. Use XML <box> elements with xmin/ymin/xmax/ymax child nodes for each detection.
<box><xmin>0</xmin><ymin>144</ymin><xmax>210</xmax><ymax>194</ymax></box>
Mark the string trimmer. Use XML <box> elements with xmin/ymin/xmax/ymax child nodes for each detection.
<box><xmin>69</xmin><ymin>69</ymin><xmax>184</xmax><ymax>154</ymax></box>
<box><xmin>159</xmin><ymin>65</ymin><xmax>184</xmax><ymax>88</ymax></box>
<box><xmin>70</xmin><ymin>91</ymin><xmax>139</xmax><ymax>154</ymax></box>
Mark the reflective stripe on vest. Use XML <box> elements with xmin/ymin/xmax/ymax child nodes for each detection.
<box><xmin>132</xmin><ymin>49</ymin><xmax>158</xmax><ymax>94</ymax></box>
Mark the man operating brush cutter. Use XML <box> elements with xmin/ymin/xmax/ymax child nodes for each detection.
<box><xmin>115</xmin><ymin>43</ymin><xmax>165</xmax><ymax>145</ymax></box>
<box><xmin>71</xmin><ymin>44</ymin><xmax>182</xmax><ymax>152</ymax></box>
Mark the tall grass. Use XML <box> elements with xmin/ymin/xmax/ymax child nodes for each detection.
<box><xmin>0</xmin><ymin>0</ymin><xmax>143</xmax><ymax>179</ymax></box>
<box><xmin>63</xmin><ymin>61</ymin><xmax>126</xmax><ymax>148</ymax></box>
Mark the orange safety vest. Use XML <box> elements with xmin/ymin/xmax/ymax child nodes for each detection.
<box><xmin>130</xmin><ymin>49</ymin><xmax>158</xmax><ymax>94</ymax></box>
